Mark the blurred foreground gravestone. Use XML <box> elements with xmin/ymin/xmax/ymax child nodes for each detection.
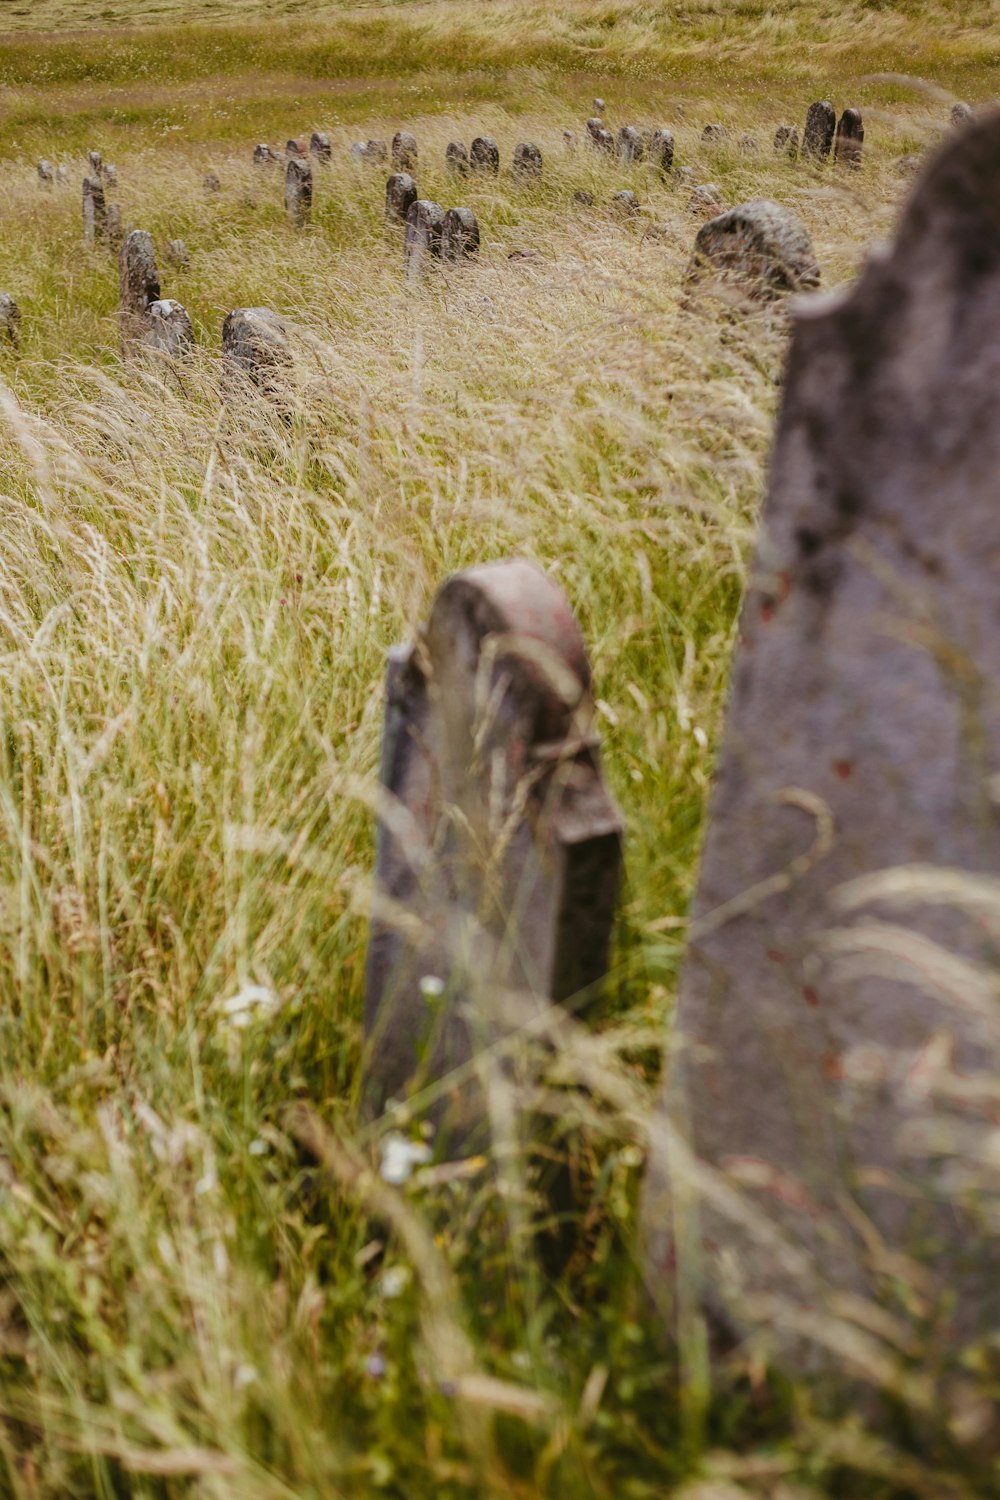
<box><xmin>690</xmin><ymin>199</ymin><xmax>820</xmax><ymax>298</ymax></box>
<box><xmin>364</xmin><ymin>558</ymin><xmax>623</xmax><ymax>1134</ymax></box>
<box><xmin>803</xmin><ymin>99</ymin><xmax>836</xmax><ymax>158</ymax></box>
<box><xmin>221</xmin><ymin>307</ymin><xmax>293</xmax><ymax>408</ymax></box>
<box><xmin>643</xmin><ymin>109</ymin><xmax>1000</xmax><ymax>1369</ymax></box>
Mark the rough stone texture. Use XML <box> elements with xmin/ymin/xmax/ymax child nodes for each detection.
<box><xmin>0</xmin><ymin>294</ymin><xmax>21</xmax><ymax>348</ymax></box>
<box><xmin>702</xmin><ymin>123</ymin><xmax>727</xmax><ymax>143</ymax></box>
<box><xmin>119</xmin><ymin>229</ymin><xmax>161</xmax><ymax>350</ymax></box>
<box><xmin>392</xmin><ymin>131</ymin><xmax>418</xmax><ymax>172</ymax></box>
<box><xmin>203</xmin><ymin>172</ymin><xmax>221</xmax><ymax>193</ymax></box>
<box><xmin>773</xmin><ymin>124</ymin><xmax>800</xmax><ymax>157</ymax></box>
<box><xmin>82</xmin><ymin>175</ymin><xmax>106</xmax><ymax>242</ymax></box>
<box><xmin>310</xmin><ymin>131</ymin><xmax>332</xmax><ymax>163</ymax></box>
<box><xmin>253</xmin><ymin>144</ymin><xmax>277</xmax><ymax>166</ymax></box>
<box><xmin>611</xmin><ymin>189</ymin><xmax>639</xmax><ymax>214</ymax></box>
<box><xmin>103</xmin><ymin>164</ymin><xmax>118</xmax><ymax>188</ymax></box>
<box><xmin>285</xmin><ymin>157</ymin><xmax>313</xmax><ymax>227</ymax></box>
<box><xmin>803</xmin><ymin>100</ymin><xmax>836</xmax><ymax>159</ymax></box>
<box><xmin>165</xmin><ymin>238</ymin><xmax>190</xmax><ymax>270</ymax></box>
<box><xmin>643</xmin><ymin>109</ymin><xmax>1000</xmax><ymax>1367</ymax></box>
<box><xmin>513</xmin><ymin>142</ymin><xmax>543</xmax><ymax>180</ymax></box>
<box><xmin>221</xmin><ymin>307</ymin><xmax>293</xmax><ymax>405</ymax></box>
<box><xmin>404</xmin><ymin>199</ymin><xmax>445</xmax><ymax>280</ymax></box>
<box><xmin>585</xmin><ymin>117</ymin><xmax>604</xmax><ymax>140</ymax></box>
<box><xmin>385</xmin><ymin>172</ymin><xmax>417</xmax><ymax>226</ymax></box>
<box><xmin>363</xmin><ymin>139</ymin><xmax>389</xmax><ymax>164</ymax></box>
<box><xmin>593</xmin><ymin>127</ymin><xmax>614</xmax><ymax>154</ymax></box>
<box><xmin>285</xmin><ymin>138</ymin><xmax>308</xmax><ymax>159</ymax></box>
<box><xmin>593</xmin><ymin>97</ymin><xmax>606</xmax><ymax>114</ymax></box>
<box><xmin>364</xmin><ymin>557</ymin><xmax>623</xmax><ymax>1134</ymax></box>
<box><xmin>738</xmin><ymin>133</ymin><xmax>760</xmax><ymax>156</ymax></box>
<box><xmin>692</xmin><ymin>199</ymin><xmax>820</xmax><ymax>297</ymax></box>
<box><xmin>446</xmin><ymin>141</ymin><xmax>469</xmax><ymax>176</ymax></box>
<box><xmin>441</xmin><ymin>206</ymin><xmax>480</xmax><ymax>261</ymax></box>
<box><xmin>650</xmin><ymin>128</ymin><xmax>675</xmax><ymax>174</ymax></box>
<box><xmin>88</xmin><ymin>150</ymin><xmax>103</xmax><ymax>176</ymax></box>
<box><xmin>951</xmin><ymin>102</ymin><xmax>974</xmax><ymax>126</ymax></box>
<box><xmin>686</xmin><ymin>183</ymin><xmax>722</xmax><ymax>217</ymax></box>
<box><xmin>37</xmin><ymin>160</ymin><xmax>54</xmax><ymax>185</ymax></box>
<box><xmin>617</xmin><ymin>126</ymin><xmax>644</xmax><ymax>162</ymax></box>
<box><xmin>834</xmin><ymin>108</ymin><xmax>864</xmax><ymax>168</ymax></box>
<box><xmin>141</xmin><ymin>299</ymin><xmax>195</xmax><ymax>358</ymax></box>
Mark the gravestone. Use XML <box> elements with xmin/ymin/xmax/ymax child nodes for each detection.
<box><xmin>37</xmin><ymin>160</ymin><xmax>54</xmax><ymax>185</ymax></box>
<box><xmin>404</xmin><ymin>199</ymin><xmax>445</xmax><ymax>280</ymax></box>
<box><xmin>470</xmin><ymin>136</ymin><xmax>499</xmax><ymax>174</ymax></box>
<box><xmin>574</xmin><ymin>189</ymin><xmax>595</xmax><ymax>206</ymax></box>
<box><xmin>803</xmin><ymin>100</ymin><xmax>836</xmax><ymax>159</ymax></box>
<box><xmin>512</xmin><ymin>143</ymin><xmax>543</xmax><ymax>180</ymax></box>
<box><xmin>446</xmin><ymin>141</ymin><xmax>470</xmax><ymax>176</ymax></box>
<box><xmin>738</xmin><ymin>133</ymin><xmax>760</xmax><ymax>156</ymax></box>
<box><xmin>441</xmin><ymin>206</ymin><xmax>480</xmax><ymax>261</ymax></box>
<box><xmin>119</xmin><ymin>229</ymin><xmax>161</xmax><ymax>351</ymax></box>
<box><xmin>285</xmin><ymin>157</ymin><xmax>313</xmax><ymax>227</ymax></box>
<box><xmin>593</xmin><ymin>127</ymin><xmax>614</xmax><ymax>153</ymax></box>
<box><xmin>691</xmin><ymin>199</ymin><xmax>820</xmax><ymax>298</ymax></box>
<box><xmin>951</xmin><ymin>101</ymin><xmax>974</xmax><ymax>126</ymax></box>
<box><xmin>612</xmin><ymin>189</ymin><xmax>639</xmax><ymax>214</ymax></box>
<box><xmin>221</xmin><ymin>307</ymin><xmax>293</xmax><ymax>406</ymax></box>
<box><xmin>142</xmin><ymin>299</ymin><xmax>195</xmax><ymax>357</ymax></box>
<box><xmin>563</xmin><ymin>130</ymin><xmax>578</xmax><ymax>151</ymax></box>
<box><xmin>286</xmin><ymin>138</ymin><xmax>308</xmax><ymax>159</ymax></box>
<box><xmin>55</xmin><ymin>164</ymin><xmax>68</xmax><ymax>185</ymax></box>
<box><xmin>103</xmin><ymin>164</ymin><xmax>118</xmax><ymax>187</ymax></box>
<box><xmin>617</xmin><ymin>125</ymin><xmax>644</xmax><ymax>162</ymax></box>
<box><xmin>82</xmin><ymin>175</ymin><xmax>106</xmax><ymax>242</ymax></box>
<box><xmin>253</xmin><ymin>144</ymin><xmax>276</xmax><ymax>166</ymax></box>
<box><xmin>106</xmin><ymin>204</ymin><xmax>123</xmax><ymax>249</ymax></box>
<box><xmin>392</xmin><ymin>131</ymin><xmax>418</xmax><ymax>171</ymax></box>
<box><xmin>586</xmin><ymin>116</ymin><xmax>604</xmax><ymax>141</ymax></box>
<box><xmin>834</xmin><ymin>108</ymin><xmax>864</xmax><ymax>168</ymax></box>
<box><xmin>702</xmin><ymin>123</ymin><xmax>727</xmax><ymax>143</ymax></box>
<box><xmin>350</xmin><ymin>143</ymin><xmax>366</xmax><ymax>162</ymax></box>
<box><xmin>310</xmin><ymin>131</ymin><xmax>332</xmax><ymax>163</ymax></box>
<box><xmin>88</xmin><ymin>150</ymin><xmax>103</xmax><ymax>176</ymax></box>
<box><xmin>385</xmin><ymin>172</ymin><xmax>417</xmax><ymax>226</ymax></box>
<box><xmin>593</xmin><ymin>97</ymin><xmax>606</xmax><ymax>114</ymax></box>
<box><xmin>0</xmin><ymin>294</ymin><xmax>21</xmax><ymax>348</ymax></box>
<box><xmin>364</xmin><ymin>557</ymin><xmax>623</xmax><ymax>1135</ymax></box>
<box><xmin>644</xmin><ymin>108</ymin><xmax>1000</xmax><ymax>1370</ymax></box>
<box><xmin>686</xmin><ymin>183</ymin><xmax>722</xmax><ymax>217</ymax></box>
<box><xmin>773</xmin><ymin>124</ymin><xmax>799</xmax><ymax>156</ymax></box>
<box><xmin>203</xmin><ymin>172</ymin><xmax>221</xmax><ymax>193</ymax></box>
<box><xmin>165</xmin><ymin>238</ymin><xmax>190</xmax><ymax>270</ymax></box>
<box><xmin>894</xmin><ymin>153</ymin><xmax>922</xmax><ymax>177</ymax></box>
<box><xmin>363</xmin><ymin>139</ymin><xmax>389</xmax><ymax>164</ymax></box>
<box><xmin>650</xmin><ymin>128</ymin><xmax>675</xmax><ymax>173</ymax></box>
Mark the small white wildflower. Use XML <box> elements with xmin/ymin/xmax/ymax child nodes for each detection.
<box><xmin>419</xmin><ymin>975</ymin><xmax>445</xmax><ymax>1000</ymax></box>
<box><xmin>380</xmin><ymin>1131</ymin><xmax>432</xmax><ymax>1185</ymax></box>
<box><xmin>219</xmin><ymin>984</ymin><xmax>278</xmax><ymax>1029</ymax></box>
<box><xmin>380</xmin><ymin>1265</ymin><xmax>411</xmax><ymax>1299</ymax></box>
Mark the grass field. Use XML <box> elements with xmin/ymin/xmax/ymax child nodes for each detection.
<box><xmin>0</xmin><ymin>1</ymin><xmax>996</xmax><ymax>1495</ymax></box>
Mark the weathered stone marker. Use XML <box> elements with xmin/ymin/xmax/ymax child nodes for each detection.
<box><xmin>363</xmin><ymin>139</ymin><xmax>388</xmax><ymax>164</ymax></box>
<box><xmin>446</xmin><ymin>141</ymin><xmax>469</xmax><ymax>176</ymax></box>
<box><xmin>285</xmin><ymin>157</ymin><xmax>313</xmax><ymax>227</ymax></box>
<box><xmin>88</xmin><ymin>149</ymin><xmax>103</xmax><ymax>176</ymax></box>
<box><xmin>650</xmin><ymin>128</ymin><xmax>675</xmax><ymax>174</ymax></box>
<box><xmin>803</xmin><ymin>99</ymin><xmax>836</xmax><ymax>159</ymax></box>
<box><xmin>37</xmin><ymin>160</ymin><xmax>54</xmax><ymax>185</ymax></box>
<box><xmin>165</xmin><ymin>238</ymin><xmax>190</xmax><ymax>270</ymax></box>
<box><xmin>221</xmin><ymin>307</ymin><xmax>293</xmax><ymax>406</ymax></box>
<box><xmin>702</xmin><ymin>123</ymin><xmax>727</xmax><ymax>144</ymax></box>
<box><xmin>103</xmin><ymin>164</ymin><xmax>118</xmax><ymax>188</ymax></box>
<box><xmin>441</xmin><ymin>206</ymin><xmax>480</xmax><ymax>261</ymax></box>
<box><xmin>593</xmin><ymin>97</ymin><xmax>606</xmax><ymax>115</ymax></box>
<box><xmin>253</xmin><ymin>143</ymin><xmax>276</xmax><ymax>166</ymax></box>
<box><xmin>385</xmin><ymin>172</ymin><xmax>417</xmax><ymax>226</ymax></box>
<box><xmin>119</xmin><ymin>229</ymin><xmax>161</xmax><ymax>351</ymax></box>
<box><xmin>612</xmin><ymin>189</ymin><xmax>639</xmax><ymax>214</ymax></box>
<box><xmin>512</xmin><ymin>142</ymin><xmax>543</xmax><ymax>180</ymax></box>
<box><xmin>82</xmin><ymin>175</ymin><xmax>106</xmax><ymax>242</ymax></box>
<box><xmin>404</xmin><ymin>199</ymin><xmax>445</xmax><ymax>280</ymax></box>
<box><xmin>834</xmin><ymin>108</ymin><xmax>864</xmax><ymax>168</ymax></box>
<box><xmin>471</xmin><ymin>136</ymin><xmax>500</xmax><ymax>174</ymax></box>
<box><xmin>392</xmin><ymin>131</ymin><xmax>418</xmax><ymax>172</ymax></box>
<box><xmin>203</xmin><ymin>171</ymin><xmax>221</xmax><ymax>193</ymax></box>
<box><xmin>563</xmin><ymin>130</ymin><xmax>578</xmax><ymax>152</ymax></box>
<box><xmin>364</xmin><ymin>558</ymin><xmax>623</xmax><ymax>1133</ymax></box>
<box><xmin>574</xmin><ymin>189</ymin><xmax>595</xmax><ymax>206</ymax></box>
<box><xmin>738</xmin><ymin>133</ymin><xmax>760</xmax><ymax>156</ymax></box>
<box><xmin>310</xmin><ymin>131</ymin><xmax>332</xmax><ymax>163</ymax></box>
<box><xmin>617</xmin><ymin>125</ymin><xmax>644</xmax><ymax>162</ymax></box>
<box><xmin>285</xmin><ymin>137</ymin><xmax>308</xmax><ymax>159</ymax></box>
<box><xmin>686</xmin><ymin>183</ymin><xmax>722</xmax><ymax>217</ymax></box>
<box><xmin>691</xmin><ymin>199</ymin><xmax>819</xmax><ymax>297</ymax></box>
<box><xmin>106</xmin><ymin>204</ymin><xmax>123</xmax><ymax>249</ymax></box>
<box><xmin>644</xmin><ymin>109</ymin><xmax>1000</xmax><ymax>1368</ymax></box>
<box><xmin>0</xmin><ymin>294</ymin><xmax>21</xmax><ymax>348</ymax></box>
<box><xmin>143</xmin><ymin>299</ymin><xmax>195</xmax><ymax>358</ymax></box>
<box><xmin>773</xmin><ymin>124</ymin><xmax>799</xmax><ymax>157</ymax></box>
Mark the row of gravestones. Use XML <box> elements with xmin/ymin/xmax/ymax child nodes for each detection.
<box><xmin>363</xmin><ymin>109</ymin><xmax>1000</xmax><ymax>1381</ymax></box>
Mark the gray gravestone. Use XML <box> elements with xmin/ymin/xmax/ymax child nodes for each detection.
<box><xmin>203</xmin><ymin>172</ymin><xmax>221</xmax><ymax>193</ymax></box>
<box><xmin>82</xmin><ymin>175</ymin><xmax>106</xmax><ymax>242</ymax></box>
<box><xmin>385</xmin><ymin>172</ymin><xmax>417</xmax><ymax>227</ymax></box>
<box><xmin>803</xmin><ymin>100</ymin><xmax>836</xmax><ymax>159</ymax></box>
<box><xmin>103</xmin><ymin>164</ymin><xmax>118</xmax><ymax>187</ymax></box>
<box><xmin>446</xmin><ymin>141</ymin><xmax>469</xmax><ymax>176</ymax></box>
<box><xmin>686</xmin><ymin>183</ymin><xmax>722</xmax><ymax>217</ymax></box>
<box><xmin>253</xmin><ymin>143</ymin><xmax>275</xmax><ymax>166</ymax></box>
<box><xmin>512</xmin><ymin>142</ymin><xmax>543</xmax><ymax>180</ymax></box>
<box><xmin>617</xmin><ymin>126</ymin><xmax>644</xmax><ymax>162</ymax></box>
<box><xmin>221</xmin><ymin>307</ymin><xmax>293</xmax><ymax>406</ymax></box>
<box><xmin>0</xmin><ymin>294</ymin><xmax>21</xmax><ymax>348</ymax></box>
<box><xmin>285</xmin><ymin>157</ymin><xmax>312</xmax><ymax>227</ymax></box>
<box><xmin>37</xmin><ymin>160</ymin><xmax>54</xmax><ymax>185</ymax></box>
<box><xmin>392</xmin><ymin>131</ymin><xmax>418</xmax><ymax>172</ymax></box>
<box><xmin>404</xmin><ymin>199</ymin><xmax>444</xmax><ymax>280</ymax></box>
<box><xmin>650</xmin><ymin>128</ymin><xmax>675</xmax><ymax>174</ymax></box>
<box><xmin>471</xmin><ymin>136</ymin><xmax>500</xmax><ymax>175</ymax></box>
<box><xmin>56</xmin><ymin>164</ymin><xmax>68</xmax><ymax>185</ymax></box>
<box><xmin>310</xmin><ymin>131</ymin><xmax>332</xmax><ymax>163</ymax></box>
<box><xmin>739</xmin><ymin>133</ymin><xmax>760</xmax><ymax>156</ymax></box>
<box><xmin>285</xmin><ymin>138</ymin><xmax>308</xmax><ymax>159</ymax></box>
<box><xmin>363</xmin><ymin>139</ymin><xmax>389</xmax><ymax>164</ymax></box>
<box><xmin>644</xmin><ymin>108</ymin><xmax>1000</xmax><ymax>1367</ymax></box>
<box><xmin>165</xmin><ymin>238</ymin><xmax>190</xmax><ymax>270</ymax></box>
<box><xmin>611</xmin><ymin>189</ymin><xmax>639</xmax><ymax>214</ymax></box>
<box><xmin>441</xmin><ymin>206</ymin><xmax>480</xmax><ymax>261</ymax></box>
<box><xmin>691</xmin><ymin>199</ymin><xmax>820</xmax><ymax>297</ymax></box>
<box><xmin>702</xmin><ymin>123</ymin><xmax>727</xmax><ymax>144</ymax></box>
<box><xmin>834</xmin><ymin>108</ymin><xmax>864</xmax><ymax>168</ymax></box>
<box><xmin>119</xmin><ymin>229</ymin><xmax>161</xmax><ymax>351</ymax></box>
<box><xmin>563</xmin><ymin>130</ymin><xmax>578</xmax><ymax>152</ymax></box>
<box><xmin>142</xmin><ymin>299</ymin><xmax>194</xmax><ymax>358</ymax></box>
<box><xmin>106</xmin><ymin>204</ymin><xmax>123</xmax><ymax>249</ymax></box>
<box><xmin>364</xmin><ymin>557</ymin><xmax>623</xmax><ymax>1135</ymax></box>
<box><xmin>88</xmin><ymin>149</ymin><xmax>103</xmax><ymax>176</ymax></box>
<box><xmin>773</xmin><ymin>124</ymin><xmax>800</xmax><ymax>157</ymax></box>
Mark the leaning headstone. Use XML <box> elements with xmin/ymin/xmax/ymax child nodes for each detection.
<box><xmin>165</xmin><ymin>238</ymin><xmax>190</xmax><ymax>270</ymax></box>
<box><xmin>586</xmin><ymin>116</ymin><xmax>604</xmax><ymax>141</ymax></box>
<box><xmin>594</xmin><ymin>127</ymin><xmax>614</xmax><ymax>154</ymax></box>
<box><xmin>385</xmin><ymin>171</ymin><xmax>417</xmax><ymax>226</ymax></box>
<box><xmin>310</xmin><ymin>131</ymin><xmax>332</xmax><ymax>163</ymax></box>
<box><xmin>470</xmin><ymin>136</ymin><xmax>499</xmax><ymax>174</ymax></box>
<box><xmin>650</xmin><ymin>128</ymin><xmax>675</xmax><ymax>174</ymax></box>
<box><xmin>0</xmin><ymin>294</ymin><xmax>21</xmax><ymax>348</ymax></box>
<box><xmin>363</xmin><ymin>557</ymin><xmax>623</xmax><ymax>1136</ymax></box>
<box><xmin>141</xmin><ymin>299</ymin><xmax>194</xmax><ymax>358</ymax></box>
<box><xmin>392</xmin><ymin>131</ymin><xmax>418</xmax><ymax>172</ymax></box>
<box><xmin>82</xmin><ymin>175</ymin><xmax>106</xmax><ymax>242</ymax></box>
<box><xmin>512</xmin><ymin>143</ymin><xmax>543</xmax><ymax>180</ymax></box>
<box><xmin>441</xmin><ymin>206</ymin><xmax>480</xmax><ymax>261</ymax></box>
<box><xmin>773</xmin><ymin>124</ymin><xmax>799</xmax><ymax>156</ymax></box>
<box><xmin>802</xmin><ymin>99</ymin><xmax>836</xmax><ymax>159</ymax></box>
<box><xmin>690</xmin><ymin>199</ymin><xmax>820</xmax><ymax>298</ymax></box>
<box><xmin>446</xmin><ymin>141</ymin><xmax>469</xmax><ymax>176</ymax></box>
<box><xmin>951</xmin><ymin>101</ymin><xmax>974</xmax><ymax>126</ymax></box>
<box><xmin>403</xmin><ymin>199</ymin><xmax>445</xmax><ymax>280</ymax></box>
<box><xmin>37</xmin><ymin>160</ymin><xmax>54</xmax><ymax>185</ymax></box>
<box><xmin>645</xmin><ymin>106</ymin><xmax>1000</xmax><ymax>1374</ymax></box>
<box><xmin>221</xmin><ymin>307</ymin><xmax>293</xmax><ymax>407</ymax></box>
<box><xmin>834</xmin><ymin>108</ymin><xmax>864</xmax><ymax>168</ymax></box>
<box><xmin>285</xmin><ymin>157</ymin><xmax>312</xmax><ymax>227</ymax></box>
<box><xmin>118</xmin><ymin>229</ymin><xmax>161</xmax><ymax>351</ymax></box>
<box><xmin>203</xmin><ymin>171</ymin><xmax>221</xmax><ymax>193</ymax></box>
<box><xmin>617</xmin><ymin>125</ymin><xmax>644</xmax><ymax>162</ymax></box>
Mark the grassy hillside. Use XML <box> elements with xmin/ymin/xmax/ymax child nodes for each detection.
<box><xmin>0</xmin><ymin>2</ymin><xmax>993</xmax><ymax>1496</ymax></box>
